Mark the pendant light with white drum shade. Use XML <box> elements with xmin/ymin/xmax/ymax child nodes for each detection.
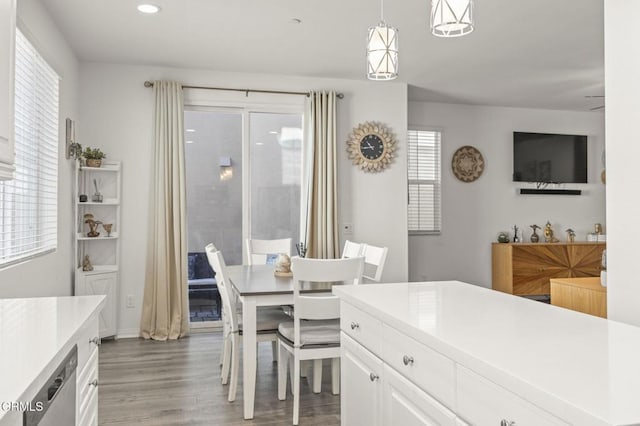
<box><xmin>366</xmin><ymin>0</ymin><xmax>398</xmax><ymax>80</ymax></box>
<box><xmin>431</xmin><ymin>0</ymin><xmax>474</xmax><ymax>37</ymax></box>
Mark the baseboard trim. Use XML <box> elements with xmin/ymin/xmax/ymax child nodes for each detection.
<box><xmin>117</xmin><ymin>328</ymin><xmax>140</xmax><ymax>339</ymax></box>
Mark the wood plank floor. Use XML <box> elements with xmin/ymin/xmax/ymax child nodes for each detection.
<box><xmin>99</xmin><ymin>332</ymin><xmax>340</xmax><ymax>425</ymax></box>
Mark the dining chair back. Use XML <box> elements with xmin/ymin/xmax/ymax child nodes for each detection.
<box><xmin>341</xmin><ymin>239</ymin><xmax>364</xmax><ymax>259</ymax></box>
<box><xmin>277</xmin><ymin>256</ymin><xmax>364</xmax><ymax>425</ymax></box>
<box><xmin>246</xmin><ymin>238</ymin><xmax>292</xmax><ymax>265</ymax></box>
<box><xmin>292</xmin><ymin>256</ymin><xmax>363</xmax><ymax>322</ymax></box>
<box><xmin>205</xmin><ymin>243</ymin><xmax>290</xmax><ymax>403</ymax></box>
<box><xmin>361</xmin><ymin>243</ymin><xmax>389</xmax><ymax>282</ymax></box>
<box><xmin>205</xmin><ymin>243</ymin><xmax>238</xmax><ymax>333</ymax></box>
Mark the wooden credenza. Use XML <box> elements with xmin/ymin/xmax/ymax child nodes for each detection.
<box><xmin>492</xmin><ymin>242</ymin><xmax>605</xmax><ymax>296</ymax></box>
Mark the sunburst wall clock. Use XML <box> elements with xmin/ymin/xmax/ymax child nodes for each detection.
<box><xmin>346</xmin><ymin>121</ymin><xmax>396</xmax><ymax>172</ymax></box>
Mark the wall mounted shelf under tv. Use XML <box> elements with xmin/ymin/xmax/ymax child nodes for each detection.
<box><xmin>519</xmin><ymin>188</ymin><xmax>582</xmax><ymax>196</ymax></box>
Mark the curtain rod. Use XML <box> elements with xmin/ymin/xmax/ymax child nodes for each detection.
<box><xmin>143</xmin><ymin>81</ymin><xmax>344</xmax><ymax>99</ymax></box>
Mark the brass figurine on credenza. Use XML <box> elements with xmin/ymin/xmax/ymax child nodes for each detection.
<box><xmin>565</xmin><ymin>228</ymin><xmax>576</xmax><ymax>243</ymax></box>
<box><xmin>530</xmin><ymin>224</ymin><xmax>540</xmax><ymax>243</ymax></box>
<box><xmin>544</xmin><ymin>221</ymin><xmax>559</xmax><ymax>243</ymax></box>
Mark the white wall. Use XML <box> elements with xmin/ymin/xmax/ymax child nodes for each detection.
<box><xmin>79</xmin><ymin>63</ymin><xmax>408</xmax><ymax>336</ymax></box>
<box><xmin>604</xmin><ymin>0</ymin><xmax>640</xmax><ymax>326</ymax></box>
<box><xmin>0</xmin><ymin>0</ymin><xmax>79</xmax><ymax>298</ymax></box>
<box><xmin>408</xmin><ymin>101</ymin><xmax>605</xmax><ymax>287</ymax></box>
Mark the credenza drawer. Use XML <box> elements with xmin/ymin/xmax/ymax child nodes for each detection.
<box><xmin>382</xmin><ymin>324</ymin><xmax>455</xmax><ymax>409</ymax></box>
<box><xmin>456</xmin><ymin>366</ymin><xmax>568</xmax><ymax>426</ymax></box>
<box><xmin>341</xmin><ymin>302</ymin><xmax>382</xmax><ymax>357</ymax></box>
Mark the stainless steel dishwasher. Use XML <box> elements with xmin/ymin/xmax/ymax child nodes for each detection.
<box><xmin>24</xmin><ymin>345</ymin><xmax>77</xmax><ymax>425</ymax></box>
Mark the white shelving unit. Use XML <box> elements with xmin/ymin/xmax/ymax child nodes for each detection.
<box><xmin>74</xmin><ymin>160</ymin><xmax>121</xmax><ymax>338</ymax></box>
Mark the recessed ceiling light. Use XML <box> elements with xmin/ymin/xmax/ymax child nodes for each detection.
<box><xmin>290</xmin><ymin>18</ymin><xmax>302</xmax><ymax>24</ymax></box>
<box><xmin>137</xmin><ymin>4</ymin><xmax>161</xmax><ymax>14</ymax></box>
<box><xmin>268</xmin><ymin>131</ymin><xmax>278</xmax><ymax>134</ymax></box>
<box><xmin>255</xmin><ymin>142</ymin><xmax>264</xmax><ymax>146</ymax></box>
<box><xmin>186</xmin><ymin>129</ymin><xmax>196</xmax><ymax>133</ymax></box>
<box><xmin>186</xmin><ymin>140</ymin><xmax>194</xmax><ymax>144</ymax></box>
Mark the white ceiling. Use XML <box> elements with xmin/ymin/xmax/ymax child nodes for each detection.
<box><xmin>39</xmin><ymin>0</ymin><xmax>604</xmax><ymax>111</ymax></box>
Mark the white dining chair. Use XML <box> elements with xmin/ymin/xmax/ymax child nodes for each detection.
<box><xmin>277</xmin><ymin>256</ymin><xmax>364</xmax><ymax>425</ymax></box>
<box><xmin>341</xmin><ymin>239</ymin><xmax>364</xmax><ymax>259</ymax></box>
<box><xmin>360</xmin><ymin>243</ymin><xmax>388</xmax><ymax>282</ymax></box>
<box><xmin>205</xmin><ymin>244</ymin><xmax>290</xmax><ymax>402</ymax></box>
<box><xmin>246</xmin><ymin>238</ymin><xmax>292</xmax><ymax>265</ymax></box>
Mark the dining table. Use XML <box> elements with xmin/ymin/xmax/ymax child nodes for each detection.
<box><xmin>226</xmin><ymin>264</ymin><xmax>333</xmax><ymax>420</ymax></box>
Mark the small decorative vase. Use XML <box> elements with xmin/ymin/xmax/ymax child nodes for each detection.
<box><xmin>86</xmin><ymin>159</ymin><xmax>102</xmax><ymax>168</ymax></box>
<box><xmin>530</xmin><ymin>231</ymin><xmax>539</xmax><ymax>243</ymax></box>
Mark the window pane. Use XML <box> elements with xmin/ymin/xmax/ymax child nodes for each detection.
<box><xmin>249</xmin><ymin>112</ymin><xmax>302</xmax><ymax>253</ymax></box>
<box><xmin>185</xmin><ymin>110</ymin><xmax>243</xmax><ymax>266</ymax></box>
<box><xmin>0</xmin><ymin>30</ymin><xmax>59</xmax><ymax>266</ymax></box>
<box><xmin>407</xmin><ymin>129</ymin><xmax>441</xmax><ymax>234</ymax></box>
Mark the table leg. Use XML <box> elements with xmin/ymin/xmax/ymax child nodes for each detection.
<box><xmin>242</xmin><ymin>297</ymin><xmax>257</xmax><ymax>419</ymax></box>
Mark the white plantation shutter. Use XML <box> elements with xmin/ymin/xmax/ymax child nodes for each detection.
<box><xmin>407</xmin><ymin>128</ymin><xmax>441</xmax><ymax>234</ymax></box>
<box><xmin>0</xmin><ymin>30</ymin><xmax>59</xmax><ymax>266</ymax></box>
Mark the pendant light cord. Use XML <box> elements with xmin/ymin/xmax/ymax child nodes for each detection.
<box><xmin>380</xmin><ymin>0</ymin><xmax>384</xmax><ymax>21</ymax></box>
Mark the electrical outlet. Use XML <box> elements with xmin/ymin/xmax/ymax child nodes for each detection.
<box><xmin>126</xmin><ymin>295</ymin><xmax>135</xmax><ymax>308</ymax></box>
<box><xmin>343</xmin><ymin>223</ymin><xmax>353</xmax><ymax>235</ymax></box>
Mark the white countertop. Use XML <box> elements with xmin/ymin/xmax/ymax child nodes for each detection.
<box><xmin>0</xmin><ymin>295</ymin><xmax>105</xmax><ymax>421</ymax></box>
<box><xmin>333</xmin><ymin>281</ymin><xmax>640</xmax><ymax>426</ymax></box>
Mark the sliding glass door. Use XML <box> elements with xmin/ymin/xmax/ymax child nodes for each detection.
<box><xmin>184</xmin><ymin>108</ymin><xmax>303</xmax><ymax>324</ymax></box>
<box><xmin>249</xmin><ymin>112</ymin><xmax>302</xmax><ymax>256</ymax></box>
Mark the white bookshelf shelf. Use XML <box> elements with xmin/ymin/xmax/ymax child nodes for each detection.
<box><xmin>76</xmin><ymin>232</ymin><xmax>119</xmax><ymax>240</ymax></box>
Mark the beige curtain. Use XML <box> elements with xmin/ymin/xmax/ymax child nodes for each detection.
<box><xmin>140</xmin><ymin>81</ymin><xmax>189</xmax><ymax>340</ymax></box>
<box><xmin>302</xmin><ymin>91</ymin><xmax>339</xmax><ymax>259</ymax></box>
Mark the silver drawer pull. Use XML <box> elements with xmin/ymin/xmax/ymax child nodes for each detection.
<box><xmin>89</xmin><ymin>337</ymin><xmax>101</xmax><ymax>346</ymax></box>
<box><xmin>500</xmin><ymin>420</ymin><xmax>516</xmax><ymax>426</ymax></box>
<box><xmin>89</xmin><ymin>379</ymin><xmax>99</xmax><ymax>387</ymax></box>
<box><xmin>369</xmin><ymin>372</ymin><xmax>379</xmax><ymax>382</ymax></box>
<box><xmin>402</xmin><ymin>355</ymin><xmax>414</xmax><ymax>366</ymax></box>
<box><xmin>350</xmin><ymin>322</ymin><xmax>359</xmax><ymax>330</ymax></box>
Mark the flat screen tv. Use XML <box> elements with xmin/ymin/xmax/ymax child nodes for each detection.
<box><xmin>513</xmin><ymin>132</ymin><xmax>588</xmax><ymax>183</ymax></box>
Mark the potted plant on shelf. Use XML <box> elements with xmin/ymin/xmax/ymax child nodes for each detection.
<box><xmin>82</xmin><ymin>147</ymin><xmax>106</xmax><ymax>168</ymax></box>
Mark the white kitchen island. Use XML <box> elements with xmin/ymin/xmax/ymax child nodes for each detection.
<box><xmin>0</xmin><ymin>296</ymin><xmax>105</xmax><ymax>425</ymax></box>
<box><xmin>333</xmin><ymin>281</ymin><xmax>640</xmax><ymax>426</ymax></box>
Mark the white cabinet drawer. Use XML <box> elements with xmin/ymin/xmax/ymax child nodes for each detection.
<box><xmin>382</xmin><ymin>325</ymin><xmax>455</xmax><ymax>409</ymax></box>
<box><xmin>341</xmin><ymin>302</ymin><xmax>383</xmax><ymax>357</ymax></box>
<box><xmin>456</xmin><ymin>366</ymin><xmax>568</xmax><ymax>426</ymax></box>
<box><xmin>383</xmin><ymin>364</ymin><xmax>456</xmax><ymax>426</ymax></box>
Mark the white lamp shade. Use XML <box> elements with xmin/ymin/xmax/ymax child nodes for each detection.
<box><xmin>431</xmin><ymin>0</ymin><xmax>474</xmax><ymax>37</ymax></box>
<box><xmin>367</xmin><ymin>22</ymin><xmax>398</xmax><ymax>81</ymax></box>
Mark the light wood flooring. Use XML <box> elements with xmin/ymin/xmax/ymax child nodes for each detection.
<box><xmin>99</xmin><ymin>332</ymin><xmax>340</xmax><ymax>425</ymax></box>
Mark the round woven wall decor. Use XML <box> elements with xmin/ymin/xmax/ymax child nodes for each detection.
<box><xmin>452</xmin><ymin>145</ymin><xmax>485</xmax><ymax>182</ymax></box>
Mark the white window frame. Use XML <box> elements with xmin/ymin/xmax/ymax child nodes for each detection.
<box><xmin>0</xmin><ymin>29</ymin><xmax>60</xmax><ymax>268</ymax></box>
<box><xmin>407</xmin><ymin>126</ymin><xmax>442</xmax><ymax>235</ymax></box>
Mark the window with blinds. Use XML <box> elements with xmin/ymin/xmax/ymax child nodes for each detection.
<box><xmin>0</xmin><ymin>30</ymin><xmax>59</xmax><ymax>267</ymax></box>
<box><xmin>407</xmin><ymin>128</ymin><xmax>441</xmax><ymax>234</ymax></box>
